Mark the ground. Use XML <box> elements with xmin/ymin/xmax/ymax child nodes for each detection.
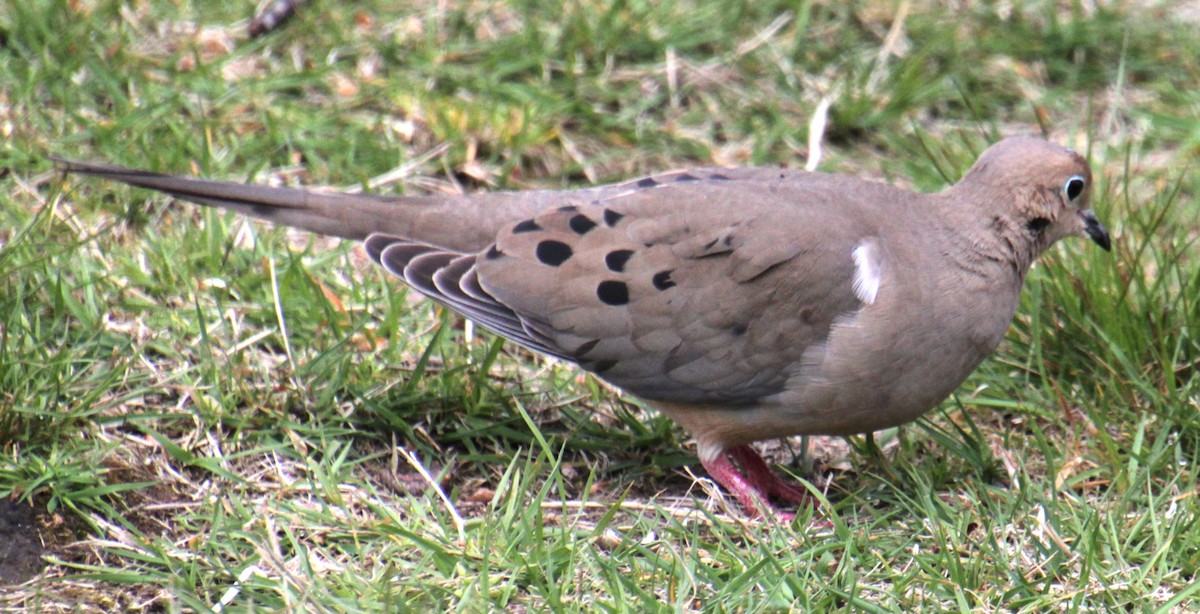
<box><xmin>0</xmin><ymin>499</ymin><xmax>52</xmax><ymax>586</ymax></box>
<box><xmin>2</xmin><ymin>0</ymin><xmax>1199</xmax><ymax>610</ymax></box>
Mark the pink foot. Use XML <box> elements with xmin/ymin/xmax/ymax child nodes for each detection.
<box><xmin>728</xmin><ymin>444</ymin><xmax>814</xmax><ymax>505</ymax></box>
<box><xmin>701</xmin><ymin>445</ymin><xmax>817</xmax><ymax>521</ymax></box>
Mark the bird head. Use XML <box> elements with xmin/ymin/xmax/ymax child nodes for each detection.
<box><xmin>958</xmin><ymin>136</ymin><xmax>1112</xmax><ymax>254</ymax></box>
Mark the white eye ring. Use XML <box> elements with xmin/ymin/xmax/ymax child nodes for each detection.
<box><xmin>1064</xmin><ymin>175</ymin><xmax>1086</xmax><ymax>202</ymax></box>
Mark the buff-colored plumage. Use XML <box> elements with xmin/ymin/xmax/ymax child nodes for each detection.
<box><xmin>57</xmin><ymin>136</ymin><xmax>1111</xmax><ymax>519</ymax></box>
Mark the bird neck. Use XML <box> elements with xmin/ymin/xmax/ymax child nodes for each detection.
<box><xmin>929</xmin><ymin>190</ymin><xmax>1040</xmax><ymax>286</ymax></box>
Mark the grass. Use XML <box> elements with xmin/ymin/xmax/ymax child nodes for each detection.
<box><xmin>2</xmin><ymin>0</ymin><xmax>1199</xmax><ymax>610</ymax></box>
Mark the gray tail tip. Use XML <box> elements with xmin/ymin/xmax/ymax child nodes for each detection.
<box><xmin>50</xmin><ymin>156</ymin><xmax>161</xmax><ymax>181</ymax></box>
<box><xmin>50</xmin><ymin>155</ymin><xmax>101</xmax><ymax>175</ymax></box>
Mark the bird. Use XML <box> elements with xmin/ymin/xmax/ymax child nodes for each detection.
<box><xmin>55</xmin><ymin>136</ymin><xmax>1111</xmax><ymax>520</ymax></box>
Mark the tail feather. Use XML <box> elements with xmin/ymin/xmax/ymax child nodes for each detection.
<box><xmin>367</xmin><ymin>235</ymin><xmax>567</xmax><ymax>358</ymax></box>
<box><xmin>53</xmin><ymin>158</ymin><xmax>545</xmax><ymax>252</ymax></box>
<box><xmin>54</xmin><ymin>158</ymin><xmax>409</xmax><ymax>240</ymax></box>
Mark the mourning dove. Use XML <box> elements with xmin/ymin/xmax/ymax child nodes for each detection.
<box><xmin>56</xmin><ymin>136</ymin><xmax>1111</xmax><ymax>519</ymax></box>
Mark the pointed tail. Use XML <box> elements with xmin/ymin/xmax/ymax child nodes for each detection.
<box><xmin>53</xmin><ymin>157</ymin><xmax>426</xmax><ymax>241</ymax></box>
<box><xmin>53</xmin><ymin>158</ymin><xmax>551</xmax><ymax>253</ymax></box>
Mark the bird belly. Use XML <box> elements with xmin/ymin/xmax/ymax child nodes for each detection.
<box><xmin>767</xmin><ymin>293</ymin><xmax>1017</xmax><ymax>436</ymax></box>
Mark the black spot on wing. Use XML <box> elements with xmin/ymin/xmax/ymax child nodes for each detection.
<box><xmin>605</xmin><ymin>249</ymin><xmax>634</xmax><ymax>272</ymax></box>
<box><xmin>589</xmin><ymin>359</ymin><xmax>617</xmax><ymax>374</ymax></box>
<box><xmin>710</xmin><ymin>173</ymin><xmax>731</xmax><ymax>181</ymax></box>
<box><xmin>597</xmin><ymin>280</ymin><xmax>630</xmax><ymax>306</ymax></box>
<box><xmin>557</xmin><ymin>205</ymin><xmax>579</xmax><ymax>213</ymax></box>
<box><xmin>536</xmin><ymin>240</ymin><xmax>573</xmax><ymax>266</ymax></box>
<box><xmin>513</xmin><ymin>219</ymin><xmax>542</xmax><ymax>233</ymax></box>
<box><xmin>636</xmin><ymin>177</ymin><xmax>657</xmax><ymax>188</ymax></box>
<box><xmin>485</xmin><ymin>244</ymin><xmax>504</xmax><ymax>260</ymax></box>
<box><xmin>603</xmin><ymin>209</ymin><xmax>624</xmax><ymax>226</ymax></box>
<box><xmin>569</xmin><ymin>214</ymin><xmax>597</xmax><ymax>235</ymax></box>
<box><xmin>574</xmin><ymin>338</ymin><xmax>601</xmax><ymax>359</ymax></box>
<box><xmin>673</xmin><ymin>173</ymin><xmax>699</xmax><ymax>182</ymax></box>
<box><xmin>652</xmin><ymin>270</ymin><xmax>676</xmax><ymax>290</ymax></box>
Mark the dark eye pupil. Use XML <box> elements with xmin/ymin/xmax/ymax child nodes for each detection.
<box><xmin>1065</xmin><ymin>177</ymin><xmax>1085</xmax><ymax>201</ymax></box>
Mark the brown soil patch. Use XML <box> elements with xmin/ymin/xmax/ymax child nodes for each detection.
<box><xmin>0</xmin><ymin>498</ymin><xmax>54</xmax><ymax>586</ymax></box>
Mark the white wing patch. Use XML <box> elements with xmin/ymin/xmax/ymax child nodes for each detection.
<box><xmin>851</xmin><ymin>241</ymin><xmax>882</xmax><ymax>305</ymax></box>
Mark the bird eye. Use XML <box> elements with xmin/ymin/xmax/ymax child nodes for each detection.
<box><xmin>1064</xmin><ymin>175</ymin><xmax>1086</xmax><ymax>202</ymax></box>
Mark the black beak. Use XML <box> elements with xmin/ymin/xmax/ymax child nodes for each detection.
<box><xmin>1081</xmin><ymin>210</ymin><xmax>1111</xmax><ymax>251</ymax></box>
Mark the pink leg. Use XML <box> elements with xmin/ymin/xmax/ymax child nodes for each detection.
<box><xmin>701</xmin><ymin>452</ymin><xmax>791</xmax><ymax>520</ymax></box>
<box><xmin>728</xmin><ymin>445</ymin><xmax>814</xmax><ymax>505</ymax></box>
<box><xmin>701</xmin><ymin>444</ymin><xmax>824</xmax><ymax>521</ymax></box>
